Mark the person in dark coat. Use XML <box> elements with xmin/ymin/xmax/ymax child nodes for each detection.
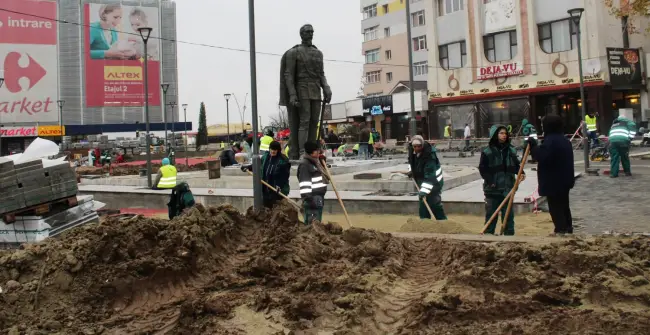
<box><xmin>527</xmin><ymin>114</ymin><xmax>575</xmax><ymax>235</ymax></box>
<box><xmin>220</xmin><ymin>143</ymin><xmax>242</xmax><ymax>167</ymax></box>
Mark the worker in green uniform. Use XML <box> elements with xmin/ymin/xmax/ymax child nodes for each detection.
<box><xmin>521</xmin><ymin>118</ymin><xmax>538</xmax><ymax>162</ymax></box>
<box><xmin>408</xmin><ymin>135</ymin><xmax>447</xmax><ymax>220</ymax></box>
<box><xmin>479</xmin><ymin>125</ymin><xmax>524</xmax><ymax>235</ymax></box>
<box><xmin>168</xmin><ymin>182</ymin><xmax>196</xmax><ymax>219</ymax></box>
<box><xmin>608</xmin><ymin>116</ymin><xmax>636</xmax><ymax>178</ymax></box>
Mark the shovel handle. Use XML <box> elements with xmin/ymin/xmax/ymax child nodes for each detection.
<box><xmin>412</xmin><ymin>179</ymin><xmax>435</xmax><ymax>219</ymax></box>
<box><xmin>245</xmin><ymin>170</ymin><xmax>302</xmax><ymax>211</ymax></box>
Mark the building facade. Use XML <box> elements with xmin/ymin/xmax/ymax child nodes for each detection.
<box><xmin>426</xmin><ymin>0</ymin><xmax>650</xmax><ymax>139</ymax></box>
<box><xmin>0</xmin><ymin>0</ymin><xmax>182</xmax><ymax>155</ymax></box>
<box><xmin>360</xmin><ymin>0</ymin><xmax>429</xmax><ymax>96</ymax></box>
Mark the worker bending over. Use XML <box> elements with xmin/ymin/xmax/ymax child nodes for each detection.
<box><xmin>242</xmin><ymin>141</ymin><xmax>291</xmax><ymax>208</ymax></box>
<box><xmin>408</xmin><ymin>135</ymin><xmax>447</xmax><ymax>220</ymax></box>
<box><xmin>153</xmin><ymin>157</ymin><xmax>177</xmax><ymax>190</ymax></box>
<box><xmin>608</xmin><ymin>115</ymin><xmax>637</xmax><ymax>178</ymax></box>
<box><xmin>479</xmin><ymin>125</ymin><xmax>524</xmax><ymax>235</ymax></box>
<box><xmin>168</xmin><ymin>182</ymin><xmax>196</xmax><ymax>219</ymax></box>
<box><xmin>220</xmin><ymin>143</ymin><xmax>242</xmax><ymax>167</ymax></box>
<box><xmin>297</xmin><ymin>141</ymin><xmax>328</xmax><ymax>225</ymax></box>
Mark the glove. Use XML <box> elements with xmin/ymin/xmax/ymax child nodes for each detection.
<box><xmin>407</xmin><ymin>171</ymin><xmax>413</xmax><ymax>178</ymax></box>
<box><xmin>276</xmin><ymin>186</ymin><xmax>282</xmax><ymax>194</ymax></box>
<box><xmin>527</xmin><ymin>137</ymin><xmax>537</xmax><ymax>146</ymax></box>
<box><xmin>418</xmin><ymin>191</ymin><xmax>427</xmax><ymax>199</ymax></box>
<box><xmin>241</xmin><ymin>165</ymin><xmax>251</xmax><ymax>172</ymax></box>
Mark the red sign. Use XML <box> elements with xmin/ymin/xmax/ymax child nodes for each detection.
<box><xmin>477</xmin><ymin>62</ymin><xmax>523</xmax><ymax>80</ymax></box>
<box><xmin>0</xmin><ymin>0</ymin><xmax>59</xmax><ymax>124</ymax></box>
<box><xmin>83</xmin><ymin>4</ymin><xmax>161</xmax><ymax>107</ymax></box>
<box><xmin>0</xmin><ymin>126</ymin><xmax>38</xmax><ymax>137</ymax></box>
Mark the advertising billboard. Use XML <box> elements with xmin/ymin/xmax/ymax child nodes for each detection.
<box><xmin>84</xmin><ymin>3</ymin><xmax>161</xmax><ymax>107</ymax></box>
<box><xmin>0</xmin><ymin>0</ymin><xmax>59</xmax><ymax>124</ymax></box>
<box><xmin>606</xmin><ymin>48</ymin><xmax>642</xmax><ymax>88</ymax></box>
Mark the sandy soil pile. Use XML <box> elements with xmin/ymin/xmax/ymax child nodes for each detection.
<box><xmin>1</xmin><ymin>202</ymin><xmax>649</xmax><ymax>334</ymax></box>
<box><xmin>76</xmin><ymin>162</ymin><xmax>208</xmax><ymax>177</ymax></box>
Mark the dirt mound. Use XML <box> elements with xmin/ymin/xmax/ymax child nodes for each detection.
<box><xmin>399</xmin><ymin>218</ymin><xmax>471</xmax><ymax>234</ymax></box>
<box><xmin>1</xmin><ymin>205</ymin><xmax>650</xmax><ymax>334</ymax></box>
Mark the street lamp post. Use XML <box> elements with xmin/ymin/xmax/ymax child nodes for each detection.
<box><xmin>182</xmin><ymin>103</ymin><xmax>188</xmax><ymax>166</ymax></box>
<box><xmin>248</xmin><ymin>0</ymin><xmax>262</xmax><ymax>209</ymax></box>
<box><xmin>405</xmin><ymin>0</ymin><xmax>417</xmax><ymax>138</ymax></box>
<box><xmin>168</xmin><ymin>101</ymin><xmax>176</xmax><ymax>164</ymax></box>
<box><xmin>0</xmin><ymin>77</ymin><xmax>4</xmax><ymax>156</ymax></box>
<box><xmin>138</xmin><ymin>26</ymin><xmax>154</xmax><ymax>188</ymax></box>
<box><xmin>57</xmin><ymin>100</ymin><xmax>65</xmax><ymax>147</ymax></box>
<box><xmin>568</xmin><ymin>8</ymin><xmax>589</xmax><ymax>172</ymax></box>
<box><xmin>224</xmin><ymin>93</ymin><xmax>231</xmax><ymax>144</ymax></box>
<box><xmin>161</xmin><ymin>83</ymin><xmax>170</xmax><ymax>149</ymax></box>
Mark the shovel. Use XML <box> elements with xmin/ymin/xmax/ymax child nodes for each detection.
<box><xmin>320</xmin><ymin>159</ymin><xmax>353</xmax><ymax>228</ymax></box>
<box><xmin>243</xmin><ymin>170</ymin><xmax>302</xmax><ymax>212</ymax></box>
<box><xmin>412</xmin><ymin>179</ymin><xmax>435</xmax><ymax>219</ymax></box>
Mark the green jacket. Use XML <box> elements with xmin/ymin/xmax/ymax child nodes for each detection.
<box><xmin>479</xmin><ymin>125</ymin><xmax>521</xmax><ymax>196</ymax></box>
<box><xmin>408</xmin><ymin>141</ymin><xmax>444</xmax><ymax>194</ymax></box>
<box><xmin>608</xmin><ymin>116</ymin><xmax>636</xmax><ymax>146</ymax></box>
<box><xmin>521</xmin><ymin>119</ymin><xmax>537</xmax><ymax>138</ymax></box>
<box><xmin>261</xmin><ymin>151</ymin><xmax>291</xmax><ymax>196</ymax></box>
<box><xmin>168</xmin><ymin>183</ymin><xmax>195</xmax><ymax>219</ymax></box>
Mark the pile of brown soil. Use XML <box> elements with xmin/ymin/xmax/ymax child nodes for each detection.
<box><xmin>1</xmin><ymin>204</ymin><xmax>649</xmax><ymax>334</ymax></box>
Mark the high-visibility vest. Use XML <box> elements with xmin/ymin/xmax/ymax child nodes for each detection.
<box><xmin>260</xmin><ymin>135</ymin><xmax>273</xmax><ymax>151</ymax></box>
<box><xmin>157</xmin><ymin>165</ymin><xmax>177</xmax><ymax>188</ymax></box>
<box><xmin>353</xmin><ymin>143</ymin><xmax>359</xmax><ymax>151</ymax></box>
<box><xmin>284</xmin><ymin>144</ymin><xmax>290</xmax><ymax>156</ymax></box>
<box><xmin>444</xmin><ymin>126</ymin><xmax>451</xmax><ymax>137</ymax></box>
<box><xmin>368</xmin><ymin>134</ymin><xmax>374</xmax><ymax>145</ymax></box>
<box><xmin>585</xmin><ymin>115</ymin><xmax>597</xmax><ymax>132</ymax></box>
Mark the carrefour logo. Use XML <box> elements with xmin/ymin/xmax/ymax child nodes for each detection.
<box><xmin>3</xmin><ymin>52</ymin><xmax>47</xmax><ymax>93</ymax></box>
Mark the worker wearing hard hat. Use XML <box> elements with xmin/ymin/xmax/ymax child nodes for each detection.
<box><xmin>153</xmin><ymin>157</ymin><xmax>177</xmax><ymax>190</ymax></box>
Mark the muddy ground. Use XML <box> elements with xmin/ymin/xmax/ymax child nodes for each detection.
<box><xmin>1</xmin><ymin>202</ymin><xmax>650</xmax><ymax>334</ymax></box>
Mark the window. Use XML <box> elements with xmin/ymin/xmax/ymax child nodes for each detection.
<box><xmin>438</xmin><ymin>0</ymin><xmax>464</xmax><ymax>16</ymax></box>
<box><xmin>414</xmin><ymin>61</ymin><xmax>428</xmax><ymax>76</ymax></box>
<box><xmin>413</xmin><ymin>35</ymin><xmax>427</xmax><ymax>51</ymax></box>
<box><xmin>412</xmin><ymin>10</ymin><xmax>425</xmax><ymax>27</ymax></box>
<box><xmin>364</xmin><ymin>26</ymin><xmax>378</xmax><ymax>42</ymax></box>
<box><xmin>384</xmin><ymin>27</ymin><xmax>391</xmax><ymax>37</ymax></box>
<box><xmin>386</xmin><ymin>72</ymin><xmax>393</xmax><ymax>82</ymax></box>
<box><xmin>363</xmin><ymin>4</ymin><xmax>377</xmax><ymax>19</ymax></box>
<box><xmin>366</xmin><ymin>71</ymin><xmax>381</xmax><ymax>84</ymax></box>
<box><xmin>385</xmin><ymin>50</ymin><xmax>392</xmax><ymax>60</ymax></box>
<box><xmin>439</xmin><ymin>41</ymin><xmax>467</xmax><ymax>69</ymax></box>
<box><xmin>365</xmin><ymin>49</ymin><xmax>380</xmax><ymax>64</ymax></box>
<box><xmin>484</xmin><ymin>30</ymin><xmax>517</xmax><ymax>62</ymax></box>
<box><xmin>538</xmin><ymin>19</ymin><xmax>578</xmax><ymax>53</ymax></box>
<box><xmin>382</xmin><ymin>4</ymin><xmax>389</xmax><ymax>14</ymax></box>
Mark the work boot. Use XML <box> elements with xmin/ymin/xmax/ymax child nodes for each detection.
<box><xmin>625</xmin><ymin>172</ymin><xmax>632</xmax><ymax>177</ymax></box>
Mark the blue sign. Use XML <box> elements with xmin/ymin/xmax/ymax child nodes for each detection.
<box><xmin>371</xmin><ymin>105</ymin><xmax>383</xmax><ymax>115</ymax></box>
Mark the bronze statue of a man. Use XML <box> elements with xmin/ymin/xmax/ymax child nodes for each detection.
<box><xmin>279</xmin><ymin>24</ymin><xmax>332</xmax><ymax>160</ymax></box>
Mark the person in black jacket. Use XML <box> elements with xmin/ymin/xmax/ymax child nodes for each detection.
<box><xmin>527</xmin><ymin>114</ymin><xmax>575</xmax><ymax>235</ymax></box>
<box><xmin>297</xmin><ymin>140</ymin><xmax>328</xmax><ymax>225</ymax></box>
<box><xmin>242</xmin><ymin>141</ymin><xmax>291</xmax><ymax>209</ymax></box>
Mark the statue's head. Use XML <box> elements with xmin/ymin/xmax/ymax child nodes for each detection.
<box><xmin>300</xmin><ymin>24</ymin><xmax>314</xmax><ymax>43</ymax></box>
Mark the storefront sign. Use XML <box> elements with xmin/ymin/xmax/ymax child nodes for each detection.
<box><xmin>476</xmin><ymin>62</ymin><xmax>523</xmax><ymax>80</ymax></box>
<box><xmin>0</xmin><ymin>126</ymin><xmax>38</xmax><ymax>137</ymax></box>
<box><xmin>429</xmin><ymin>73</ymin><xmax>603</xmax><ymax>100</ymax></box>
<box><xmin>37</xmin><ymin>125</ymin><xmax>65</xmax><ymax>136</ymax></box>
<box><xmin>362</xmin><ymin>95</ymin><xmax>393</xmax><ymax>115</ymax></box>
<box><xmin>606</xmin><ymin>47</ymin><xmax>642</xmax><ymax>87</ymax></box>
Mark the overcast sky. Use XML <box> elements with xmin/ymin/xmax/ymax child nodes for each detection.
<box><xmin>176</xmin><ymin>0</ymin><xmax>363</xmax><ymax>129</ymax></box>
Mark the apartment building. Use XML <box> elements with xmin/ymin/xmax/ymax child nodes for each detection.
<box><xmin>425</xmin><ymin>0</ymin><xmax>650</xmax><ymax>139</ymax></box>
<box><xmin>360</xmin><ymin>0</ymin><xmax>429</xmax><ymax>96</ymax></box>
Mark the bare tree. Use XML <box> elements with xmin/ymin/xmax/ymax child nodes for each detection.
<box><xmin>269</xmin><ymin>105</ymin><xmax>290</xmax><ymax>129</ymax></box>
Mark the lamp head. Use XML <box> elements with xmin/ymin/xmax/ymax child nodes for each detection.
<box><xmin>161</xmin><ymin>83</ymin><xmax>170</xmax><ymax>93</ymax></box>
<box><xmin>0</xmin><ymin>77</ymin><xmax>4</xmax><ymax>89</ymax></box>
<box><xmin>182</xmin><ymin>104</ymin><xmax>188</xmax><ymax>109</ymax></box>
<box><xmin>137</xmin><ymin>27</ymin><xmax>153</xmax><ymax>42</ymax></box>
<box><xmin>567</xmin><ymin>8</ymin><xmax>584</xmax><ymax>25</ymax></box>
<box><xmin>168</xmin><ymin>101</ymin><xmax>176</xmax><ymax>107</ymax></box>
<box><xmin>57</xmin><ymin>100</ymin><xmax>65</xmax><ymax>108</ymax></box>
<box><xmin>224</xmin><ymin>93</ymin><xmax>231</xmax><ymax>101</ymax></box>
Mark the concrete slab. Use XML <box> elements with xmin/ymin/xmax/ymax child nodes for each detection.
<box><xmin>78</xmin><ymin>169</ymin><xmax>567</xmax><ymax>216</ymax></box>
<box><xmin>79</xmin><ymin>164</ymin><xmax>482</xmax><ymax>193</ymax></box>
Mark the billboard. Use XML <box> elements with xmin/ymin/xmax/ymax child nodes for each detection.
<box><xmin>84</xmin><ymin>3</ymin><xmax>161</xmax><ymax>107</ymax></box>
<box><xmin>0</xmin><ymin>0</ymin><xmax>59</xmax><ymax>124</ymax></box>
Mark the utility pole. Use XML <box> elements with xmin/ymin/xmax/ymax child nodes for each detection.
<box><xmin>405</xmin><ymin>0</ymin><xmax>417</xmax><ymax>138</ymax></box>
<box><xmin>57</xmin><ymin>100</ymin><xmax>65</xmax><ymax>147</ymax></box>
<box><xmin>138</xmin><ymin>27</ymin><xmax>154</xmax><ymax>188</ymax></box>
<box><xmin>248</xmin><ymin>0</ymin><xmax>262</xmax><ymax>210</ymax></box>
